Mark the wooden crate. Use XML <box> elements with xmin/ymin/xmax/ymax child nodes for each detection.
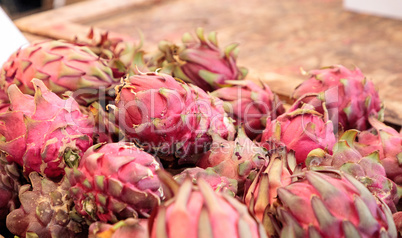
<box><xmin>14</xmin><ymin>0</ymin><xmax>402</xmax><ymax>128</ymax></box>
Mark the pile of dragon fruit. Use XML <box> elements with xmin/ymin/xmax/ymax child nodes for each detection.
<box><xmin>0</xmin><ymin>27</ymin><xmax>401</xmax><ymax>238</ymax></box>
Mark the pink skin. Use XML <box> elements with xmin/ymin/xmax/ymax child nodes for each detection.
<box><xmin>115</xmin><ymin>73</ymin><xmax>235</xmax><ymax>157</ymax></box>
<box><xmin>69</xmin><ymin>142</ymin><xmax>162</xmax><ymax>222</ymax></box>
<box><xmin>0</xmin><ymin>41</ymin><xmax>117</xmax><ymax>105</ymax></box>
<box><xmin>179</xmin><ymin>31</ymin><xmax>241</xmax><ymax>92</ymax></box>
<box><xmin>261</xmin><ymin>110</ymin><xmax>336</xmax><ymax>165</ymax></box>
<box><xmin>277</xmin><ymin>171</ymin><xmax>394</xmax><ymax>238</ymax></box>
<box><xmin>181</xmin><ymin>49</ymin><xmax>239</xmax><ymax>92</ymax></box>
<box><xmin>212</xmin><ymin>80</ymin><xmax>285</xmax><ymax>139</ymax></box>
<box><xmin>151</xmin><ymin>180</ymin><xmax>264</xmax><ymax>238</ymax></box>
<box><xmin>292</xmin><ymin>65</ymin><xmax>382</xmax><ymax>131</ymax></box>
<box><xmin>0</xmin><ymin>79</ymin><xmax>94</xmax><ymax>179</ymax></box>
<box><xmin>197</xmin><ymin>128</ymin><xmax>267</xmax><ymax>183</ymax></box>
<box><xmin>356</xmin><ymin>117</ymin><xmax>402</xmax><ymax>185</ymax></box>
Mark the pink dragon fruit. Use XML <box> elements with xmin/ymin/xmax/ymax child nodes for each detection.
<box><xmin>66</xmin><ymin>142</ymin><xmax>162</xmax><ymax>223</ymax></box>
<box><xmin>74</xmin><ymin>29</ymin><xmax>148</xmax><ymax>76</ymax></box>
<box><xmin>269</xmin><ymin>170</ymin><xmax>397</xmax><ymax>237</ymax></box>
<box><xmin>261</xmin><ymin>102</ymin><xmax>336</xmax><ymax>165</ymax></box>
<box><xmin>174</xmin><ymin>167</ymin><xmax>238</xmax><ymax>196</ymax></box>
<box><xmin>150</xmin><ymin>27</ymin><xmax>247</xmax><ymax>92</ymax></box>
<box><xmin>0</xmin><ymin>79</ymin><xmax>94</xmax><ymax>179</ymax></box>
<box><xmin>306</xmin><ymin>130</ymin><xmax>400</xmax><ymax>212</ymax></box>
<box><xmin>211</xmin><ymin>80</ymin><xmax>285</xmax><ymax>139</ymax></box>
<box><xmin>355</xmin><ymin>116</ymin><xmax>402</xmax><ymax>186</ymax></box>
<box><xmin>197</xmin><ymin>127</ymin><xmax>268</xmax><ymax>192</ymax></box>
<box><xmin>292</xmin><ymin>65</ymin><xmax>383</xmax><ymax>131</ymax></box>
<box><xmin>149</xmin><ymin>178</ymin><xmax>267</xmax><ymax>238</ymax></box>
<box><xmin>111</xmin><ymin>72</ymin><xmax>235</xmax><ymax>159</ymax></box>
<box><xmin>0</xmin><ymin>40</ymin><xmax>118</xmax><ymax>105</ymax></box>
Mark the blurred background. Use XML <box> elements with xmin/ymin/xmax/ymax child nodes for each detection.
<box><xmin>0</xmin><ymin>0</ymin><xmax>84</xmax><ymax>18</ymax></box>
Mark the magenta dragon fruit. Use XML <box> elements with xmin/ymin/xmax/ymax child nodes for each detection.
<box><xmin>0</xmin><ymin>40</ymin><xmax>119</xmax><ymax>105</ymax></box>
<box><xmin>197</xmin><ymin>127</ymin><xmax>268</xmax><ymax>192</ymax></box>
<box><xmin>306</xmin><ymin>129</ymin><xmax>400</xmax><ymax>212</ymax></box>
<box><xmin>150</xmin><ymin>27</ymin><xmax>247</xmax><ymax>92</ymax></box>
<box><xmin>0</xmin><ymin>79</ymin><xmax>94</xmax><ymax>179</ymax></box>
<box><xmin>269</xmin><ymin>170</ymin><xmax>397</xmax><ymax>238</ymax></box>
<box><xmin>292</xmin><ymin>65</ymin><xmax>383</xmax><ymax>131</ymax></box>
<box><xmin>66</xmin><ymin>142</ymin><xmax>162</xmax><ymax>223</ymax></box>
<box><xmin>261</xmin><ymin>101</ymin><xmax>336</xmax><ymax>166</ymax></box>
<box><xmin>149</xmin><ymin>178</ymin><xmax>267</xmax><ymax>238</ymax></box>
<box><xmin>211</xmin><ymin>80</ymin><xmax>285</xmax><ymax>139</ymax></box>
<box><xmin>111</xmin><ymin>72</ymin><xmax>235</xmax><ymax>159</ymax></box>
<box><xmin>355</xmin><ymin>116</ymin><xmax>402</xmax><ymax>186</ymax></box>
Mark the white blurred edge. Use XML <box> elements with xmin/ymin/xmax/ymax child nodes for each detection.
<box><xmin>54</xmin><ymin>0</ymin><xmax>67</xmax><ymax>8</ymax></box>
<box><xmin>0</xmin><ymin>7</ymin><xmax>29</xmax><ymax>66</ymax></box>
<box><xmin>344</xmin><ymin>0</ymin><xmax>402</xmax><ymax>20</ymax></box>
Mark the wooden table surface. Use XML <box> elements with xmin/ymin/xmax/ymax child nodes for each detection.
<box><xmin>14</xmin><ymin>0</ymin><xmax>402</xmax><ymax>127</ymax></box>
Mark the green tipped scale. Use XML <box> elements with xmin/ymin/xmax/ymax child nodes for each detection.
<box><xmin>0</xmin><ymin>79</ymin><xmax>94</xmax><ymax>180</ymax></box>
<box><xmin>197</xmin><ymin>126</ymin><xmax>268</xmax><ymax>193</ymax></box>
<box><xmin>306</xmin><ymin>129</ymin><xmax>400</xmax><ymax>213</ymax></box>
<box><xmin>292</xmin><ymin>65</ymin><xmax>384</xmax><ymax>131</ymax></box>
<box><xmin>66</xmin><ymin>142</ymin><xmax>162</xmax><ymax>223</ymax></box>
<box><xmin>269</xmin><ymin>170</ymin><xmax>397</xmax><ymax>238</ymax></box>
<box><xmin>0</xmin><ymin>40</ymin><xmax>119</xmax><ymax>106</ymax></box>
<box><xmin>147</xmin><ymin>27</ymin><xmax>247</xmax><ymax>92</ymax></box>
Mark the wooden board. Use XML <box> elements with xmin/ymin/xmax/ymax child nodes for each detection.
<box><xmin>14</xmin><ymin>0</ymin><xmax>402</xmax><ymax>127</ymax></box>
<box><xmin>22</xmin><ymin>32</ymin><xmax>49</xmax><ymax>42</ymax></box>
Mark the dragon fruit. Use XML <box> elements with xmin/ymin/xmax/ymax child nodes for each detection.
<box><xmin>149</xmin><ymin>178</ymin><xmax>267</xmax><ymax>238</ymax></box>
<box><xmin>292</xmin><ymin>65</ymin><xmax>383</xmax><ymax>131</ymax></box>
<box><xmin>244</xmin><ymin>149</ymin><xmax>300</xmax><ymax>223</ymax></box>
<box><xmin>150</xmin><ymin>27</ymin><xmax>247</xmax><ymax>92</ymax></box>
<box><xmin>0</xmin><ymin>40</ymin><xmax>118</xmax><ymax>105</ymax></box>
<box><xmin>0</xmin><ymin>155</ymin><xmax>21</xmax><ymax>233</ymax></box>
<box><xmin>261</xmin><ymin>101</ymin><xmax>336</xmax><ymax>165</ymax></box>
<box><xmin>111</xmin><ymin>72</ymin><xmax>235</xmax><ymax>159</ymax></box>
<box><xmin>269</xmin><ymin>170</ymin><xmax>397</xmax><ymax>238</ymax></box>
<box><xmin>66</xmin><ymin>142</ymin><xmax>162</xmax><ymax>223</ymax></box>
<box><xmin>306</xmin><ymin>130</ymin><xmax>400</xmax><ymax>212</ymax></box>
<box><xmin>6</xmin><ymin>172</ymin><xmax>87</xmax><ymax>238</ymax></box>
<box><xmin>196</xmin><ymin>127</ymin><xmax>268</xmax><ymax>192</ymax></box>
<box><xmin>211</xmin><ymin>80</ymin><xmax>285</xmax><ymax>139</ymax></box>
<box><xmin>74</xmin><ymin>29</ymin><xmax>148</xmax><ymax>76</ymax></box>
<box><xmin>354</xmin><ymin>116</ymin><xmax>402</xmax><ymax>186</ymax></box>
<box><xmin>0</xmin><ymin>79</ymin><xmax>94</xmax><ymax>179</ymax></box>
<box><xmin>174</xmin><ymin>167</ymin><xmax>238</xmax><ymax>196</ymax></box>
<box><xmin>88</xmin><ymin>218</ymin><xmax>148</xmax><ymax>238</ymax></box>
